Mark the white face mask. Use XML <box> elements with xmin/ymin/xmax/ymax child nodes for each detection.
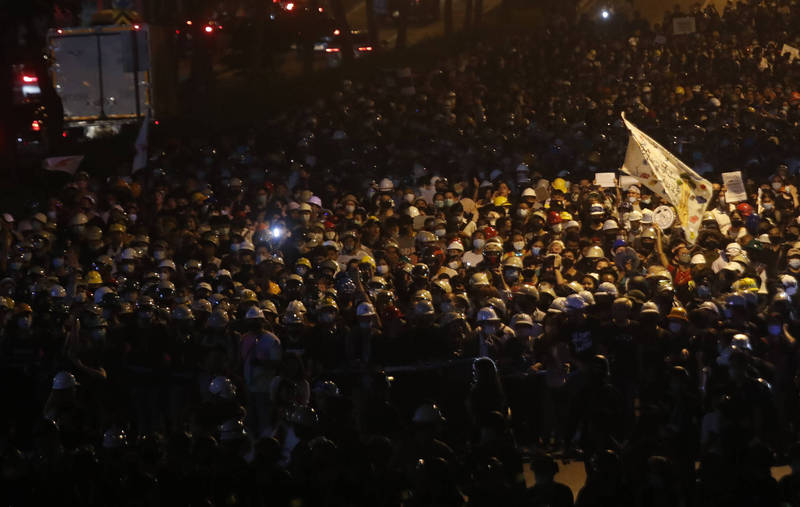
<box><xmin>629</xmin><ymin>195</ymin><xmax>638</xmax><ymax>203</ymax></box>
<box><xmin>513</xmin><ymin>241</ymin><xmax>525</xmax><ymax>251</ymax></box>
<box><xmin>377</xmin><ymin>265</ymin><xmax>389</xmax><ymax>275</ymax></box>
<box><xmin>473</xmin><ymin>239</ymin><xmax>485</xmax><ymax>249</ymax></box>
<box><xmin>405</xmin><ymin>194</ymin><xmax>415</xmax><ymax>203</ymax></box>
<box><xmin>435</xmin><ymin>228</ymin><xmax>446</xmax><ymax>237</ymax></box>
<box><xmin>772</xmin><ymin>181</ymin><xmax>783</xmax><ymax>190</ymax></box>
<box><xmin>517</xmin><ymin>209</ymin><xmax>529</xmax><ymax>218</ymax></box>
<box><xmin>448</xmin><ymin>260</ymin><xmax>460</xmax><ymax>270</ymax></box>
<box><xmin>345</xmin><ymin>204</ymin><xmax>356</xmax><ymax>214</ymax></box>
<box><xmin>789</xmin><ymin>259</ymin><xmax>800</xmax><ymax>269</ymax></box>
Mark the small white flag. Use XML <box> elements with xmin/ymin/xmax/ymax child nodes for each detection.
<box><xmin>43</xmin><ymin>155</ymin><xmax>84</xmax><ymax>174</ymax></box>
<box><xmin>132</xmin><ymin>111</ymin><xmax>150</xmax><ymax>173</ymax></box>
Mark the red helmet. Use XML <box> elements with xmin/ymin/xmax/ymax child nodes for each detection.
<box><xmin>736</xmin><ymin>202</ymin><xmax>753</xmax><ymax>217</ymax></box>
<box><xmin>548</xmin><ymin>211</ymin><xmax>562</xmax><ymax>225</ymax></box>
<box><xmin>483</xmin><ymin>226</ymin><xmax>498</xmax><ymax>240</ymax></box>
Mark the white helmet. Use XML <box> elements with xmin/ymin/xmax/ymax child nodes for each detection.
<box><xmin>158</xmin><ymin>259</ymin><xmax>177</xmax><ymax>271</ymax></box>
<box><xmin>219</xmin><ymin>419</ymin><xmax>247</xmax><ymax>442</ymax></box>
<box><xmin>476</xmin><ymin>307</ymin><xmax>500</xmax><ymax>322</ymax></box>
<box><xmin>356</xmin><ymin>302</ymin><xmax>376</xmax><ymax>317</ymax></box>
<box><xmin>209</xmin><ymin>376</ymin><xmax>236</xmax><ymax>399</ymax></box>
<box><xmin>406</xmin><ymin>206</ymin><xmax>420</xmax><ymax>219</ymax></box>
<box><xmin>412</xmin><ymin>403</ymin><xmax>445</xmax><ymax>424</ymax></box>
<box><xmin>245</xmin><ymin>306</ymin><xmax>265</xmax><ymax>320</ymax></box>
<box><xmin>378</xmin><ymin>178</ymin><xmax>394</xmax><ymax>192</ymax></box>
<box><xmin>52</xmin><ymin>371</ymin><xmax>78</xmax><ymax>390</ymax></box>
<box><xmin>780</xmin><ymin>274</ymin><xmax>798</xmax><ymax>296</ymax></box>
<box><xmin>283</xmin><ymin>300</ymin><xmax>307</xmax><ymax>324</ymax></box>
<box><xmin>93</xmin><ymin>286</ymin><xmax>114</xmax><ymax>304</ymax></box>
<box><xmin>239</xmin><ymin>240</ymin><xmax>255</xmax><ymax>253</ymax></box>
<box><xmin>50</xmin><ymin>284</ymin><xmax>66</xmax><ymax>298</ymax></box>
<box><xmin>120</xmin><ymin>248</ymin><xmax>137</xmax><ymax>261</ymax></box>
<box><xmin>470</xmin><ymin>272</ymin><xmax>490</xmax><ymax>287</ymax></box>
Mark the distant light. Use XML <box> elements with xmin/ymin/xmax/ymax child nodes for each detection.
<box><xmin>31</xmin><ymin>120</ymin><xmax>41</xmax><ymax>132</ymax></box>
<box><xmin>326</xmin><ymin>47</ymin><xmax>340</xmax><ymax>53</ymax></box>
<box><xmin>318</xmin><ymin>7</ymin><xmax>323</xmax><ymax>11</ymax></box>
<box><xmin>133</xmin><ymin>24</ymin><xmax>141</xmax><ymax>30</ymax></box>
<box><xmin>154</xmin><ymin>120</ymin><xmax>159</xmax><ymax>125</ymax></box>
<box><xmin>22</xmin><ymin>75</ymin><xmax>38</xmax><ymax>83</ymax></box>
<box><xmin>57</xmin><ymin>29</ymin><xmax>63</xmax><ymax>34</ymax></box>
<box><xmin>286</xmin><ymin>2</ymin><xmax>294</xmax><ymax>10</ymax></box>
<box><xmin>333</xmin><ymin>29</ymin><xmax>340</xmax><ymax>35</ymax></box>
<box><xmin>204</xmin><ymin>25</ymin><xmax>213</xmax><ymax>33</ymax></box>
<box><xmin>601</xmin><ymin>9</ymin><xmax>610</xmax><ymax>19</ymax></box>
<box><xmin>358</xmin><ymin>46</ymin><xmax>373</xmax><ymax>51</ymax></box>
<box><xmin>186</xmin><ymin>20</ymin><xmax>192</xmax><ymax>25</ymax></box>
<box><xmin>175</xmin><ymin>29</ymin><xmax>180</xmax><ymax>34</ymax></box>
<box><xmin>62</xmin><ymin>131</ymin><xmax>67</xmax><ymax>138</ymax></box>
<box><xmin>216</xmin><ymin>24</ymin><xmax>223</xmax><ymax>30</ymax></box>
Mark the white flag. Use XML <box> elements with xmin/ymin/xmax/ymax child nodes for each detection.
<box><xmin>132</xmin><ymin>111</ymin><xmax>150</xmax><ymax>173</ymax></box>
<box><xmin>43</xmin><ymin>155</ymin><xmax>84</xmax><ymax>174</ymax></box>
<box><xmin>620</xmin><ymin>114</ymin><xmax>712</xmax><ymax>244</ymax></box>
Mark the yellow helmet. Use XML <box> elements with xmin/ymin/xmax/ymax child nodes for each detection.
<box><xmin>86</xmin><ymin>270</ymin><xmax>103</xmax><ymax>285</ymax></box>
<box><xmin>296</xmin><ymin>257</ymin><xmax>312</xmax><ymax>269</ymax></box>
<box><xmin>732</xmin><ymin>277</ymin><xmax>758</xmax><ymax>293</ymax></box>
<box><xmin>560</xmin><ymin>211</ymin><xmax>573</xmax><ymax>221</ymax></box>
<box><xmin>359</xmin><ymin>255</ymin><xmax>376</xmax><ymax>269</ymax></box>
<box><xmin>552</xmin><ymin>178</ymin><xmax>568</xmax><ymax>193</ymax></box>
<box><xmin>492</xmin><ymin>196</ymin><xmax>510</xmax><ymax>207</ymax></box>
<box><xmin>675</xmin><ymin>86</ymin><xmax>685</xmax><ymax>96</ymax></box>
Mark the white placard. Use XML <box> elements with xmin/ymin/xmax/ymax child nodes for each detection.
<box><xmin>722</xmin><ymin>171</ymin><xmax>747</xmax><ymax>203</ymax></box>
<box><xmin>673</xmin><ymin>16</ymin><xmax>696</xmax><ymax>35</ymax></box>
<box><xmin>594</xmin><ymin>172</ymin><xmax>616</xmax><ymax>188</ymax></box>
<box><xmin>653</xmin><ymin>205</ymin><xmax>676</xmax><ymax>230</ymax></box>
<box><xmin>619</xmin><ymin>175</ymin><xmax>640</xmax><ymax>190</ymax></box>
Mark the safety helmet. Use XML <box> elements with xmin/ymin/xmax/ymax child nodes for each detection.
<box><xmin>93</xmin><ymin>286</ymin><xmax>114</xmax><ymax>305</ymax></box>
<box><xmin>412</xmin><ymin>403</ymin><xmax>445</xmax><ymax>424</ymax></box>
<box><xmin>70</xmin><ymin>213</ymin><xmax>89</xmax><ymax>226</ymax></box>
<box><xmin>476</xmin><ymin>306</ymin><xmax>501</xmax><ymax>322</ymax></box>
<box><xmin>513</xmin><ymin>283</ymin><xmax>539</xmax><ymax>298</ymax></box>
<box><xmin>411</xmin><ymin>263</ymin><xmax>430</xmax><ymax>280</ymax></box>
<box><xmin>640</xmin><ymin>227</ymin><xmax>657</xmax><ymax>240</ymax></box>
<box><xmin>207</xmin><ymin>309</ymin><xmax>229</xmax><ymax>328</ymax></box>
<box><xmin>602</xmin><ymin>220</ymin><xmax>619</xmax><ymax>231</ymax></box>
<box><xmin>584</xmin><ymin>245</ymin><xmax>605</xmax><ymax>259</ymax></box>
<box><xmin>240</xmin><ymin>289</ymin><xmax>258</xmax><ymax>304</ymax></box>
<box><xmin>780</xmin><ymin>274</ymin><xmax>798</xmax><ymax>296</ymax></box>
<box><xmin>158</xmin><ymin>259</ymin><xmax>177</xmax><ymax>271</ymax></box>
<box><xmin>318</xmin><ymin>297</ymin><xmax>339</xmax><ymax>312</ymax></box>
<box><xmin>172</xmin><ymin>305</ymin><xmax>194</xmax><ymax>321</ymax></box>
<box><xmin>86</xmin><ymin>271</ymin><xmax>103</xmax><ymax>285</ymax></box>
<box><xmin>50</xmin><ymin>284</ymin><xmax>66</xmax><ymax>298</ymax></box>
<box><xmin>245</xmin><ymin>306</ymin><xmax>265</xmax><ymax>320</ymax></box>
<box><xmin>356</xmin><ymin>302</ymin><xmax>377</xmax><ymax>317</ymax></box>
<box><xmin>260</xmin><ymin>299</ymin><xmax>278</xmax><ymax>316</ymax></box>
<box><xmin>413</xmin><ymin>300</ymin><xmax>435</xmax><ymax>316</ymax></box>
<box><xmin>283</xmin><ymin>300</ymin><xmax>307</xmax><ymax>324</ymax></box>
<box><xmin>219</xmin><ymin>419</ymin><xmax>247</xmax><ymax>442</ymax></box>
<box><xmin>120</xmin><ymin>248</ymin><xmax>137</xmax><ymax>261</ymax></box>
<box><xmin>414</xmin><ymin>289</ymin><xmax>433</xmax><ymax>302</ymax></box>
<box><xmin>667</xmin><ymin>306</ymin><xmax>688</xmax><ymax>321</ymax></box>
<box><xmin>470</xmin><ymin>272</ymin><xmax>490</xmax><ymax>287</ymax></box>
<box><xmin>52</xmin><ymin>371</ymin><xmax>79</xmax><ymax>390</ymax></box>
<box><xmin>552</xmin><ymin>178</ymin><xmax>568</xmax><ymax>193</ymax></box>
<box><xmin>493</xmin><ymin>196</ymin><xmax>510</xmax><ymax>208</ymax></box>
<box><xmin>432</xmin><ymin>278</ymin><xmax>452</xmax><ymax>294</ymax></box>
<box><xmin>359</xmin><ymin>255</ymin><xmax>376</xmax><ymax>269</ymax></box>
<box><xmin>192</xmin><ymin>299</ymin><xmax>213</xmax><ymax>314</ymax></box>
<box><xmin>503</xmin><ymin>256</ymin><xmax>523</xmax><ymax>269</ymax></box>
<box><xmin>378</xmin><ymin>178</ymin><xmax>394</xmax><ymax>192</ymax></box>
<box><xmin>209</xmin><ymin>376</ymin><xmax>237</xmax><ymax>399</ymax></box>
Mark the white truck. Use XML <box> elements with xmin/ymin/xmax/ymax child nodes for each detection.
<box><xmin>47</xmin><ymin>24</ymin><xmax>152</xmax><ymax>135</ymax></box>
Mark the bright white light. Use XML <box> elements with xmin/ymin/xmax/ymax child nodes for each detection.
<box><xmin>601</xmin><ymin>9</ymin><xmax>610</xmax><ymax>19</ymax></box>
<box><xmin>271</xmin><ymin>226</ymin><xmax>283</xmax><ymax>238</ymax></box>
<box><xmin>286</xmin><ymin>2</ymin><xmax>294</xmax><ymax>10</ymax></box>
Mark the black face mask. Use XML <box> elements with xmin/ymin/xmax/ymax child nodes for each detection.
<box><xmin>562</xmin><ymin>258</ymin><xmax>574</xmax><ymax>270</ymax></box>
<box><xmin>705</xmin><ymin>241</ymin><xmax>719</xmax><ymax>250</ymax></box>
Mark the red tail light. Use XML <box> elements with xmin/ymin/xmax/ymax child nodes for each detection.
<box><xmin>31</xmin><ymin>120</ymin><xmax>41</xmax><ymax>132</ymax></box>
<box><xmin>358</xmin><ymin>46</ymin><xmax>373</xmax><ymax>51</ymax></box>
<box><xmin>22</xmin><ymin>75</ymin><xmax>38</xmax><ymax>83</ymax></box>
<box><xmin>326</xmin><ymin>47</ymin><xmax>340</xmax><ymax>53</ymax></box>
<box><xmin>204</xmin><ymin>25</ymin><xmax>213</xmax><ymax>33</ymax></box>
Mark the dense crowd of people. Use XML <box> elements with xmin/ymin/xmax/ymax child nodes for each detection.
<box><xmin>5</xmin><ymin>0</ymin><xmax>800</xmax><ymax>505</ymax></box>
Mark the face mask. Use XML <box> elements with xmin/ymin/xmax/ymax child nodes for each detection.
<box><xmin>562</xmin><ymin>258</ymin><xmax>574</xmax><ymax>270</ymax></box>
<box><xmin>435</xmin><ymin>228</ymin><xmax>446</xmax><ymax>238</ymax></box>
<box><xmin>473</xmin><ymin>239</ymin><xmax>485</xmax><ymax>249</ymax></box>
<box><xmin>678</xmin><ymin>253</ymin><xmax>691</xmax><ymax>264</ymax></box>
<box><xmin>772</xmin><ymin>181</ymin><xmax>783</xmax><ymax>190</ymax></box>
<box><xmin>629</xmin><ymin>196</ymin><xmax>638</xmax><ymax>203</ymax></box>
<box><xmin>256</xmin><ymin>195</ymin><xmax>268</xmax><ymax>207</ymax></box>
<box><xmin>448</xmin><ymin>260</ymin><xmax>460</xmax><ymax>270</ymax></box>
<box><xmin>405</xmin><ymin>194</ymin><xmax>415</xmax><ymax>203</ymax></box>
<box><xmin>763</xmin><ymin>203</ymin><xmax>774</xmax><ymax>211</ymax></box>
<box><xmin>531</xmin><ymin>246</ymin><xmax>541</xmax><ymax>256</ymax></box>
<box><xmin>296</xmin><ymin>266</ymin><xmax>308</xmax><ymax>277</ymax></box>
<box><xmin>153</xmin><ymin>250</ymin><xmax>166</xmax><ymax>261</ymax></box>
<box><xmin>789</xmin><ymin>259</ymin><xmax>800</xmax><ymax>269</ymax></box>
<box><xmin>768</xmin><ymin>324</ymin><xmax>782</xmax><ymax>336</ymax></box>
<box><xmin>435</xmin><ymin>201</ymin><xmax>445</xmax><ymax>209</ymax></box>
<box><xmin>641</xmin><ymin>198</ymin><xmax>651</xmax><ymax>205</ymax></box>
<box><xmin>444</xmin><ymin>199</ymin><xmax>455</xmax><ymax>208</ymax></box>
<box><xmin>345</xmin><ymin>204</ymin><xmax>356</xmax><ymax>214</ymax></box>
<box><xmin>517</xmin><ymin>209</ymin><xmax>529</xmax><ymax>218</ymax></box>
<box><xmin>668</xmin><ymin>322</ymin><xmax>683</xmax><ymax>333</ymax></box>
<box><xmin>318</xmin><ymin>312</ymin><xmax>335</xmax><ymax>324</ymax></box>
<box><xmin>377</xmin><ymin>265</ymin><xmax>389</xmax><ymax>275</ymax></box>
<box><xmin>513</xmin><ymin>241</ymin><xmax>525</xmax><ymax>251</ymax></box>
<box><xmin>129</xmin><ymin>214</ymin><xmax>137</xmax><ymax>223</ymax></box>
